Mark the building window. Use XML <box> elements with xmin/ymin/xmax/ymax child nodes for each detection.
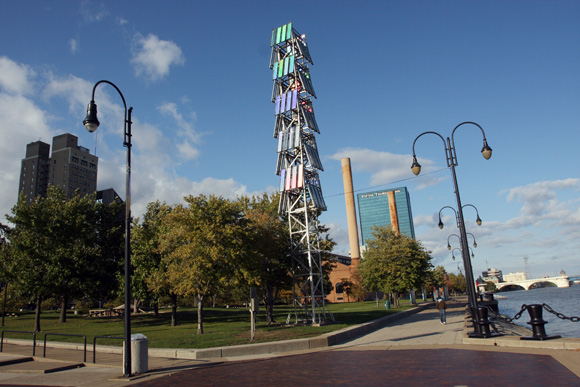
<box><xmin>336</xmin><ymin>283</ymin><xmax>344</xmax><ymax>294</ymax></box>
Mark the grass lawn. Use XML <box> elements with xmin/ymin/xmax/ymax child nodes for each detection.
<box><xmin>0</xmin><ymin>299</ymin><xmax>426</xmax><ymax>349</ymax></box>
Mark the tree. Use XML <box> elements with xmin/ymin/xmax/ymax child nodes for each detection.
<box><xmin>6</xmin><ymin>187</ymin><xmax>122</xmax><ymax>329</ymax></box>
<box><xmin>358</xmin><ymin>226</ymin><xmax>432</xmax><ymax>308</ymax></box>
<box><xmin>340</xmin><ymin>269</ymin><xmax>366</xmax><ymax>302</ymax></box>
<box><xmin>131</xmin><ymin>201</ymin><xmax>176</xmax><ymax>322</ymax></box>
<box><xmin>238</xmin><ymin>193</ymin><xmax>292</xmax><ymax>324</ymax></box>
<box><xmin>447</xmin><ymin>272</ymin><xmax>467</xmax><ymax>295</ymax></box>
<box><xmin>158</xmin><ymin>195</ymin><xmax>246</xmax><ymax>334</ymax></box>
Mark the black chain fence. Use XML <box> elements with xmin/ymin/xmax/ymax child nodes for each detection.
<box><xmin>505</xmin><ymin>303</ymin><xmax>580</xmax><ymax>323</ymax></box>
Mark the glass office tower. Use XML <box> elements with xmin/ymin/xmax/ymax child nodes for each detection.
<box><xmin>357</xmin><ymin>186</ymin><xmax>415</xmax><ymax>245</ymax></box>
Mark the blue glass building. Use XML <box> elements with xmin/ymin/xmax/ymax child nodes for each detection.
<box><xmin>357</xmin><ymin>187</ymin><xmax>416</xmax><ymax>245</ymax></box>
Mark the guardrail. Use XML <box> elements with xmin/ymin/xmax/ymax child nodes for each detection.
<box><xmin>93</xmin><ymin>335</ymin><xmax>123</xmax><ymax>364</ymax></box>
<box><xmin>43</xmin><ymin>333</ymin><xmax>87</xmax><ymax>362</ymax></box>
<box><xmin>1</xmin><ymin>330</ymin><xmax>37</xmax><ymax>356</ymax></box>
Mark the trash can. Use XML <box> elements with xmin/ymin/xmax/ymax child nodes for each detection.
<box><xmin>123</xmin><ymin>334</ymin><xmax>148</xmax><ymax>374</ymax></box>
<box><xmin>385</xmin><ymin>300</ymin><xmax>390</xmax><ymax>309</ymax></box>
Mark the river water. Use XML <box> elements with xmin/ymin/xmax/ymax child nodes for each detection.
<box><xmin>496</xmin><ymin>284</ymin><xmax>580</xmax><ymax>338</ymax></box>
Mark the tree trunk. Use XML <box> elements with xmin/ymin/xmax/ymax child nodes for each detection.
<box><xmin>59</xmin><ymin>294</ymin><xmax>68</xmax><ymax>323</ymax></box>
<box><xmin>196</xmin><ymin>294</ymin><xmax>204</xmax><ymax>334</ymax></box>
<box><xmin>375</xmin><ymin>292</ymin><xmax>379</xmax><ymax>308</ymax></box>
<box><xmin>133</xmin><ymin>298</ymin><xmax>140</xmax><ymax>314</ymax></box>
<box><xmin>265</xmin><ymin>283</ymin><xmax>275</xmax><ymax>325</ymax></box>
<box><xmin>34</xmin><ymin>294</ymin><xmax>42</xmax><ymax>332</ymax></box>
<box><xmin>153</xmin><ymin>300</ymin><xmax>159</xmax><ymax>317</ymax></box>
<box><xmin>171</xmin><ymin>293</ymin><xmax>177</xmax><ymax>327</ymax></box>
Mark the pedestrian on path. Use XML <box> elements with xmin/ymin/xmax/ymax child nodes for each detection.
<box><xmin>436</xmin><ymin>297</ymin><xmax>447</xmax><ymax>324</ymax></box>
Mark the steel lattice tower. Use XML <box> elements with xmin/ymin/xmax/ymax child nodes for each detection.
<box><xmin>270</xmin><ymin>23</ymin><xmax>328</xmax><ymax>324</ymax></box>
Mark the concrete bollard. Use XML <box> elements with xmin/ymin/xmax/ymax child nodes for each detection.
<box><xmin>123</xmin><ymin>334</ymin><xmax>148</xmax><ymax>374</ymax></box>
<box><xmin>521</xmin><ymin>304</ymin><xmax>561</xmax><ymax>341</ymax></box>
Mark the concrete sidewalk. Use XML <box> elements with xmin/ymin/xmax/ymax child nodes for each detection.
<box><xmin>0</xmin><ymin>298</ymin><xmax>579</xmax><ymax>386</ymax></box>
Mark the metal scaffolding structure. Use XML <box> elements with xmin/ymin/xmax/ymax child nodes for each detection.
<box><xmin>270</xmin><ymin>23</ymin><xmax>328</xmax><ymax>324</ymax></box>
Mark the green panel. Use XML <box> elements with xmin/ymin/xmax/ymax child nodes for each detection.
<box><xmin>278</xmin><ymin>60</ymin><xmax>283</xmax><ymax>78</ymax></box>
<box><xmin>271</xmin><ymin>29</ymin><xmax>276</xmax><ymax>46</ymax></box>
<box><xmin>281</xmin><ymin>25</ymin><xmax>287</xmax><ymax>43</ymax></box>
<box><xmin>286</xmin><ymin>22</ymin><xmax>292</xmax><ymax>40</ymax></box>
<box><xmin>276</xmin><ymin>27</ymin><xmax>281</xmax><ymax>45</ymax></box>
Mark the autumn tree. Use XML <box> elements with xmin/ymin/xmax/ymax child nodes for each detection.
<box><xmin>358</xmin><ymin>226</ymin><xmax>432</xmax><ymax>308</ymax></box>
<box><xmin>447</xmin><ymin>272</ymin><xmax>467</xmax><ymax>295</ymax></box>
<box><xmin>158</xmin><ymin>195</ymin><xmax>246</xmax><ymax>334</ymax></box>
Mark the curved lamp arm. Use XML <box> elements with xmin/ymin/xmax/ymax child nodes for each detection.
<box><xmin>438</xmin><ymin>206</ymin><xmax>457</xmax><ymax>229</ymax></box>
<box><xmin>411</xmin><ymin>131</ymin><xmax>447</xmax><ymax>175</ymax></box>
<box><xmin>83</xmin><ymin>80</ymin><xmax>132</xmax><ymax>147</ymax></box>
<box><xmin>462</xmin><ymin>203</ymin><xmax>482</xmax><ymax>226</ymax></box>
<box><xmin>450</xmin><ymin>121</ymin><xmax>492</xmax><ymax>161</ymax></box>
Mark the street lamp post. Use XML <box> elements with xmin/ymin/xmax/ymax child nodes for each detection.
<box><xmin>411</xmin><ymin>122</ymin><xmax>492</xmax><ymax>314</ymax></box>
<box><xmin>439</xmin><ymin>204</ymin><xmax>482</xmax><ymax>308</ymax></box>
<box><xmin>83</xmin><ymin>80</ymin><xmax>133</xmax><ymax>377</ymax></box>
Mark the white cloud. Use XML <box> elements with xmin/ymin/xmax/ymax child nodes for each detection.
<box><xmin>0</xmin><ymin>58</ymin><xmax>53</xmax><ymax>222</ymax></box>
<box><xmin>0</xmin><ymin>57</ymin><xmax>36</xmax><ymax>95</ymax></box>
<box><xmin>158</xmin><ymin>102</ymin><xmax>202</xmax><ymax>161</ymax></box>
<box><xmin>131</xmin><ymin>34</ymin><xmax>185</xmax><ymax>81</ymax></box>
<box><xmin>330</xmin><ymin>147</ymin><xmax>447</xmax><ymax>190</ymax></box>
<box><xmin>69</xmin><ymin>39</ymin><xmax>79</xmax><ymax>54</ymax></box>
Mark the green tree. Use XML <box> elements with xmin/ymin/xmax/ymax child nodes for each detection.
<box><xmin>358</xmin><ymin>226</ymin><xmax>432</xmax><ymax>308</ymax></box>
<box><xmin>238</xmin><ymin>193</ymin><xmax>292</xmax><ymax>324</ymax></box>
<box><xmin>158</xmin><ymin>195</ymin><xmax>246</xmax><ymax>334</ymax></box>
<box><xmin>6</xmin><ymin>187</ymin><xmax>122</xmax><ymax>329</ymax></box>
<box><xmin>340</xmin><ymin>269</ymin><xmax>366</xmax><ymax>302</ymax></box>
<box><xmin>485</xmin><ymin>281</ymin><xmax>497</xmax><ymax>292</ymax></box>
<box><xmin>131</xmin><ymin>201</ymin><xmax>176</xmax><ymax>322</ymax></box>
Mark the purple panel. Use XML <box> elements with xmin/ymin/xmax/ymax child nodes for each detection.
<box><xmin>275</xmin><ymin>96</ymin><xmax>281</xmax><ymax>115</ymax></box>
<box><xmin>280</xmin><ymin>169</ymin><xmax>286</xmax><ymax>191</ymax></box>
<box><xmin>280</xmin><ymin>93</ymin><xmax>287</xmax><ymax>114</ymax></box>
<box><xmin>285</xmin><ymin>91</ymin><xmax>292</xmax><ymax>112</ymax></box>
<box><xmin>292</xmin><ymin>89</ymin><xmax>298</xmax><ymax>110</ymax></box>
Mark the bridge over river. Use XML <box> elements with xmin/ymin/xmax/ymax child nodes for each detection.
<box><xmin>496</xmin><ymin>275</ymin><xmax>570</xmax><ymax>291</ymax></box>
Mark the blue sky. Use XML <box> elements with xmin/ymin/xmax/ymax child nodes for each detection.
<box><xmin>1</xmin><ymin>1</ymin><xmax>579</xmax><ymax>279</ymax></box>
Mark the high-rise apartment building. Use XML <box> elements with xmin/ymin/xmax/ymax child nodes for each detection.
<box><xmin>19</xmin><ymin>133</ymin><xmax>98</xmax><ymax>202</ymax></box>
<box><xmin>357</xmin><ymin>186</ymin><xmax>416</xmax><ymax>245</ymax></box>
<box><xmin>19</xmin><ymin>141</ymin><xmax>51</xmax><ymax>201</ymax></box>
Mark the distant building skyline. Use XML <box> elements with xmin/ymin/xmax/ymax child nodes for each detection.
<box><xmin>19</xmin><ymin>133</ymin><xmax>98</xmax><ymax>202</ymax></box>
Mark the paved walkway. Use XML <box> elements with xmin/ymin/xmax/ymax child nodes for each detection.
<box><xmin>1</xmin><ymin>299</ymin><xmax>579</xmax><ymax>386</ymax></box>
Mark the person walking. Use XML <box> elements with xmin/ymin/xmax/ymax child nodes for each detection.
<box><xmin>436</xmin><ymin>296</ymin><xmax>447</xmax><ymax>324</ymax></box>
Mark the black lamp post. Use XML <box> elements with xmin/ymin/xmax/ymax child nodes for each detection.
<box><xmin>83</xmin><ymin>80</ymin><xmax>133</xmax><ymax>377</ymax></box>
<box><xmin>411</xmin><ymin>122</ymin><xmax>492</xmax><ymax>313</ymax></box>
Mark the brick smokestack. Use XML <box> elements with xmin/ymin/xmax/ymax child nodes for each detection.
<box><xmin>341</xmin><ymin>158</ymin><xmax>361</xmax><ymax>262</ymax></box>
